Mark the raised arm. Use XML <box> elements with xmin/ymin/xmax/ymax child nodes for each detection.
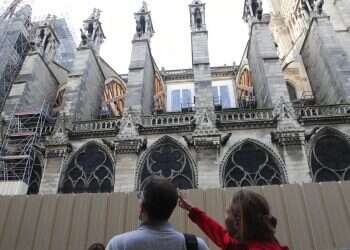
<box><xmin>178</xmin><ymin>195</ymin><xmax>236</xmax><ymax>249</ymax></box>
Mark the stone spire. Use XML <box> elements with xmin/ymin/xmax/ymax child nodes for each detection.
<box><xmin>188</xmin><ymin>0</ymin><xmax>214</xmax><ymax>112</ymax></box>
<box><xmin>134</xmin><ymin>1</ymin><xmax>154</xmax><ymax>41</ymax></box>
<box><xmin>79</xmin><ymin>8</ymin><xmax>106</xmax><ymax>54</ymax></box>
<box><xmin>31</xmin><ymin>15</ymin><xmax>60</xmax><ymax>62</ymax></box>
<box><xmin>124</xmin><ymin>1</ymin><xmax>156</xmax><ymax>117</ymax></box>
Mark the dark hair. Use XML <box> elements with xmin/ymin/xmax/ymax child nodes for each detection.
<box><xmin>88</xmin><ymin>243</ymin><xmax>105</xmax><ymax>250</ymax></box>
<box><xmin>142</xmin><ymin>177</ymin><xmax>178</xmax><ymax>222</ymax></box>
<box><xmin>231</xmin><ymin>190</ymin><xmax>277</xmax><ymax>243</ymax></box>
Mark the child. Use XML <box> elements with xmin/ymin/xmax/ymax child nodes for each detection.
<box><xmin>178</xmin><ymin>190</ymin><xmax>289</xmax><ymax>250</ymax></box>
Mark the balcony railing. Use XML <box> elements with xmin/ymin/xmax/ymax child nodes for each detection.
<box><xmin>143</xmin><ymin>112</ymin><xmax>195</xmax><ymax>127</ymax></box>
<box><xmin>72</xmin><ymin>118</ymin><xmax>122</xmax><ymax>133</ymax></box>
<box><xmin>216</xmin><ymin>108</ymin><xmax>274</xmax><ymax>123</ymax></box>
<box><xmin>295</xmin><ymin>104</ymin><xmax>350</xmax><ymax>123</ymax></box>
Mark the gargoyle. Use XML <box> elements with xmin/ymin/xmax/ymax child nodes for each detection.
<box><xmin>305</xmin><ymin>127</ymin><xmax>320</xmax><ymax>142</ymax></box>
<box><xmin>221</xmin><ymin>133</ymin><xmax>232</xmax><ymax>146</ymax></box>
<box><xmin>183</xmin><ymin>135</ymin><xmax>194</xmax><ymax>147</ymax></box>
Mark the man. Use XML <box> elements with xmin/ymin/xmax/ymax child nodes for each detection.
<box><xmin>106</xmin><ymin>177</ymin><xmax>209</xmax><ymax>250</ymax></box>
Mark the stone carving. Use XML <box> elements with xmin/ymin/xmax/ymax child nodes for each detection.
<box><xmin>194</xmin><ymin>8</ymin><xmax>202</xmax><ymax>29</ymax></box>
<box><xmin>111</xmin><ymin>112</ymin><xmax>148</xmax><ymax>154</ymax></box>
<box><xmin>220</xmin><ymin>133</ymin><xmax>232</xmax><ymax>146</ymax></box>
<box><xmin>32</xmin><ymin>24</ymin><xmax>58</xmax><ymax>61</ymax></box>
<box><xmin>79</xmin><ymin>9</ymin><xmax>105</xmax><ymax>52</ymax></box>
<box><xmin>118</xmin><ymin>113</ymin><xmax>140</xmax><ymax>139</ymax></box>
<box><xmin>45</xmin><ymin>115</ymin><xmax>73</xmax><ymax>158</ymax></box>
<box><xmin>134</xmin><ymin>1</ymin><xmax>154</xmax><ymax>39</ymax></box>
<box><xmin>273</xmin><ymin>97</ymin><xmax>299</xmax><ymax>128</ymax></box>
<box><xmin>244</xmin><ymin>0</ymin><xmax>263</xmax><ymax>22</ymax></box>
<box><xmin>271</xmin><ymin>97</ymin><xmax>305</xmax><ymax>146</ymax></box>
<box><xmin>316</xmin><ymin>0</ymin><xmax>324</xmax><ymax>15</ymax></box>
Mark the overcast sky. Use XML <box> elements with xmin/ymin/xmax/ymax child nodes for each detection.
<box><xmin>19</xmin><ymin>0</ymin><xmax>271</xmax><ymax>74</ymax></box>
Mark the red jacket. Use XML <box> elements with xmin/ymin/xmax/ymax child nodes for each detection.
<box><xmin>189</xmin><ymin>207</ymin><xmax>289</xmax><ymax>250</ymax></box>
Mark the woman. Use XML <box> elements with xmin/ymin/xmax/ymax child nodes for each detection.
<box><xmin>178</xmin><ymin>190</ymin><xmax>289</xmax><ymax>250</ymax></box>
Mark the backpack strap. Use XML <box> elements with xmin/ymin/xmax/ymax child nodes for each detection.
<box><xmin>184</xmin><ymin>233</ymin><xmax>198</xmax><ymax>250</ymax></box>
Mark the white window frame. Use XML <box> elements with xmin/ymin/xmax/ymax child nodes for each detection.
<box><xmin>166</xmin><ymin>82</ymin><xmax>195</xmax><ymax>112</ymax></box>
<box><xmin>212</xmin><ymin>79</ymin><xmax>236</xmax><ymax>108</ymax></box>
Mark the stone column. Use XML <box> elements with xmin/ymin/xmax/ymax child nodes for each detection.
<box><xmin>189</xmin><ymin>0</ymin><xmax>214</xmax><ymax>111</ymax></box>
<box><xmin>40</xmin><ymin>117</ymin><xmax>72</xmax><ymax>194</ymax></box>
<box><xmin>247</xmin><ymin>15</ymin><xmax>291</xmax><ymax>108</ymax></box>
<box><xmin>62</xmin><ymin>48</ymin><xmax>105</xmax><ymax>122</ymax></box>
<box><xmin>271</xmin><ymin>99</ymin><xmax>311</xmax><ymax>184</ymax></box>
<box><xmin>301</xmin><ymin>15</ymin><xmax>350</xmax><ymax>104</ymax></box>
<box><xmin>188</xmin><ymin>1</ymin><xmax>219</xmax><ymax>188</ymax></box>
<box><xmin>40</xmin><ymin>152</ymin><xmax>66</xmax><ymax>194</ymax></box>
<box><xmin>124</xmin><ymin>3</ymin><xmax>155</xmax><ymax>117</ymax></box>
<box><xmin>114</xmin><ymin>154</ymin><xmax>138</xmax><ymax>192</ymax></box>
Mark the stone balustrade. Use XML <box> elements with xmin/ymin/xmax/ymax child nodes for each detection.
<box><xmin>295</xmin><ymin>104</ymin><xmax>350</xmax><ymax>123</ymax></box>
<box><xmin>143</xmin><ymin>112</ymin><xmax>195</xmax><ymax>127</ymax></box>
<box><xmin>72</xmin><ymin>118</ymin><xmax>121</xmax><ymax>132</ymax></box>
<box><xmin>216</xmin><ymin>108</ymin><xmax>274</xmax><ymax>123</ymax></box>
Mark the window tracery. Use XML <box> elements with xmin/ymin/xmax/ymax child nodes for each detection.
<box><xmin>310</xmin><ymin>128</ymin><xmax>350</xmax><ymax>182</ymax></box>
<box><xmin>137</xmin><ymin>136</ymin><xmax>197</xmax><ymax>190</ymax></box>
<box><xmin>221</xmin><ymin>140</ymin><xmax>286</xmax><ymax>187</ymax></box>
<box><xmin>59</xmin><ymin>142</ymin><xmax>114</xmax><ymax>193</ymax></box>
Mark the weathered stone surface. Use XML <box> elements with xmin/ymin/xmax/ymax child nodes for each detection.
<box><xmin>301</xmin><ymin>16</ymin><xmax>350</xmax><ymax>104</ymax></box>
<box><xmin>248</xmin><ymin>19</ymin><xmax>290</xmax><ymax>108</ymax></box>
<box><xmin>62</xmin><ymin>48</ymin><xmax>105</xmax><ymax>121</ymax></box>
<box><xmin>125</xmin><ymin>40</ymin><xmax>155</xmax><ymax>116</ymax></box>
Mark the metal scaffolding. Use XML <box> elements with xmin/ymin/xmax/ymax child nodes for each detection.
<box><xmin>0</xmin><ymin>0</ymin><xmax>30</xmax><ymax>113</ymax></box>
<box><xmin>0</xmin><ymin>100</ymin><xmax>48</xmax><ymax>194</ymax></box>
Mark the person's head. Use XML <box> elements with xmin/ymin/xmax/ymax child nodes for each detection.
<box><xmin>225</xmin><ymin>190</ymin><xmax>277</xmax><ymax>242</ymax></box>
<box><xmin>88</xmin><ymin>243</ymin><xmax>105</xmax><ymax>250</ymax></box>
<box><xmin>138</xmin><ymin>176</ymin><xmax>178</xmax><ymax>224</ymax></box>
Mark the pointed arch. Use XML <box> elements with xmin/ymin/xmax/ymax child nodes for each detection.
<box><xmin>219</xmin><ymin>139</ymin><xmax>287</xmax><ymax>188</ymax></box>
<box><xmin>27</xmin><ymin>150</ymin><xmax>44</xmax><ymax>195</ymax></box>
<box><xmin>136</xmin><ymin>136</ymin><xmax>198</xmax><ymax>190</ymax></box>
<box><xmin>59</xmin><ymin>141</ymin><xmax>115</xmax><ymax>193</ymax></box>
<box><xmin>309</xmin><ymin>127</ymin><xmax>350</xmax><ymax>182</ymax></box>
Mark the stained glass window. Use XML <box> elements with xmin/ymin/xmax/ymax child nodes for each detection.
<box><xmin>59</xmin><ymin>143</ymin><xmax>114</xmax><ymax>193</ymax></box>
<box><xmin>222</xmin><ymin>141</ymin><xmax>285</xmax><ymax>187</ymax></box>
<box><xmin>138</xmin><ymin>136</ymin><xmax>196</xmax><ymax>190</ymax></box>
<box><xmin>311</xmin><ymin>132</ymin><xmax>350</xmax><ymax>182</ymax></box>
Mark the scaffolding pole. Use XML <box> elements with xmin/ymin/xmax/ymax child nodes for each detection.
<box><xmin>0</xmin><ymin>100</ymin><xmax>48</xmax><ymax>194</ymax></box>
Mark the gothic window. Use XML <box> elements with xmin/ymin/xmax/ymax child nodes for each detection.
<box><xmin>287</xmin><ymin>82</ymin><xmax>298</xmax><ymax>102</ymax></box>
<box><xmin>221</xmin><ymin>140</ymin><xmax>286</xmax><ymax>187</ymax></box>
<box><xmin>237</xmin><ymin>68</ymin><xmax>256</xmax><ymax>109</ymax></box>
<box><xmin>59</xmin><ymin>142</ymin><xmax>114</xmax><ymax>194</ymax></box>
<box><xmin>102</xmin><ymin>77</ymin><xmax>126</xmax><ymax>117</ymax></box>
<box><xmin>137</xmin><ymin>136</ymin><xmax>197</xmax><ymax>190</ymax></box>
<box><xmin>310</xmin><ymin>129</ymin><xmax>350</xmax><ymax>182</ymax></box>
<box><xmin>27</xmin><ymin>152</ymin><xmax>43</xmax><ymax>195</ymax></box>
